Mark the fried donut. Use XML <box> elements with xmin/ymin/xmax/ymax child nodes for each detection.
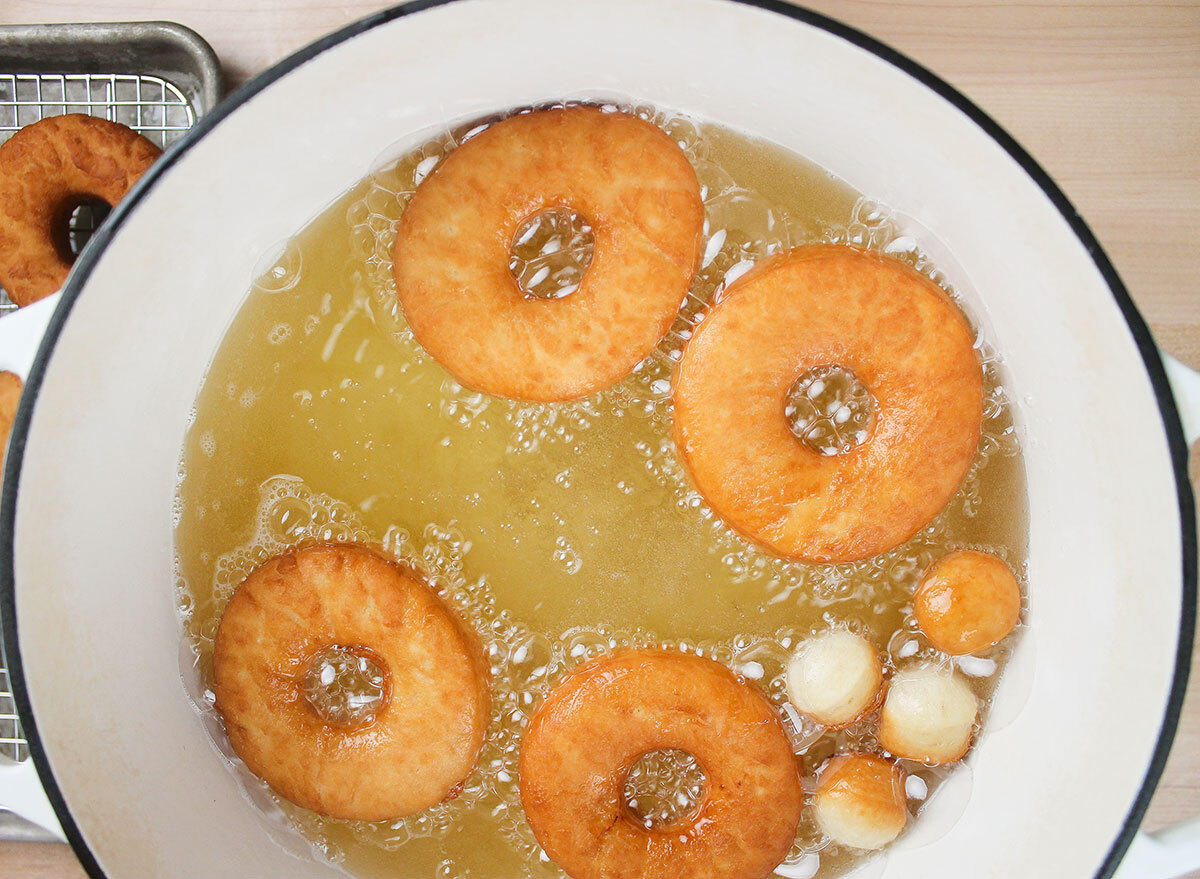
<box><xmin>673</xmin><ymin>245</ymin><xmax>982</xmax><ymax>562</ymax></box>
<box><xmin>0</xmin><ymin>115</ymin><xmax>161</xmax><ymax>306</ymax></box>
<box><xmin>0</xmin><ymin>371</ymin><xmax>23</xmax><ymax>472</ymax></box>
<box><xmin>878</xmin><ymin>666</ymin><xmax>978</xmax><ymax>765</ymax></box>
<box><xmin>785</xmin><ymin>630</ymin><xmax>884</xmax><ymax>728</ymax></box>
<box><xmin>212</xmin><ymin>542</ymin><xmax>490</xmax><ymax>820</ymax></box>
<box><xmin>393</xmin><ymin>106</ymin><xmax>704</xmax><ymax>401</ymax></box>
<box><xmin>520</xmin><ymin>648</ymin><xmax>803</xmax><ymax>879</ymax></box>
<box><xmin>914</xmin><ymin>550</ymin><xmax>1021</xmax><ymax>655</ymax></box>
<box><xmin>814</xmin><ymin>754</ymin><xmax>907</xmax><ymax>850</ymax></box>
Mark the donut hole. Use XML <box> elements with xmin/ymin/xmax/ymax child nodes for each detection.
<box><xmin>302</xmin><ymin>645</ymin><xmax>389</xmax><ymax>728</ymax></box>
<box><xmin>622</xmin><ymin>748</ymin><xmax>707</xmax><ymax>829</ymax></box>
<box><xmin>56</xmin><ymin>197</ymin><xmax>112</xmax><ymax>260</ymax></box>
<box><xmin>508</xmin><ymin>207</ymin><xmax>594</xmax><ymax>300</ymax></box>
<box><xmin>814</xmin><ymin>754</ymin><xmax>908</xmax><ymax>850</ymax></box>
<box><xmin>786</xmin><ymin>630</ymin><xmax>883</xmax><ymax>727</ymax></box>
<box><xmin>878</xmin><ymin>666</ymin><xmax>978</xmax><ymax>764</ymax></box>
<box><xmin>785</xmin><ymin>364</ymin><xmax>875</xmax><ymax>456</ymax></box>
<box><xmin>914</xmin><ymin>550</ymin><xmax>1022</xmax><ymax>655</ymax></box>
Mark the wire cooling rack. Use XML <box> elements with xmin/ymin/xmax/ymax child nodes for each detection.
<box><xmin>0</xmin><ymin>667</ymin><xmax>23</xmax><ymax>763</ymax></box>
<box><xmin>0</xmin><ymin>71</ymin><xmax>199</xmax><ymax>762</ymax></box>
<box><xmin>0</xmin><ymin>72</ymin><xmax>197</xmax><ymax>315</ymax></box>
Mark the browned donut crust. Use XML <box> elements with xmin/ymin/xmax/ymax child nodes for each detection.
<box><xmin>0</xmin><ymin>371</ymin><xmax>23</xmax><ymax>473</ymax></box>
<box><xmin>393</xmin><ymin>106</ymin><xmax>704</xmax><ymax>401</ymax></box>
<box><xmin>0</xmin><ymin>115</ymin><xmax>161</xmax><ymax>306</ymax></box>
<box><xmin>673</xmin><ymin>245</ymin><xmax>982</xmax><ymax>562</ymax></box>
<box><xmin>519</xmin><ymin>648</ymin><xmax>803</xmax><ymax>879</ymax></box>
<box><xmin>212</xmin><ymin>543</ymin><xmax>490</xmax><ymax>821</ymax></box>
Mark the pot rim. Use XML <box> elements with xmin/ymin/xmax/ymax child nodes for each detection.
<box><xmin>1</xmin><ymin>1</ymin><xmax>1193</xmax><ymax>876</ymax></box>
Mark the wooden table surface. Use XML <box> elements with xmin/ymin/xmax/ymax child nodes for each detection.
<box><xmin>1</xmin><ymin>0</ymin><xmax>1198</xmax><ymax>876</ymax></box>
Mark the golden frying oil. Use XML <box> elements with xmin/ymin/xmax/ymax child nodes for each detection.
<box><xmin>175</xmin><ymin>103</ymin><xmax>1028</xmax><ymax>879</ymax></box>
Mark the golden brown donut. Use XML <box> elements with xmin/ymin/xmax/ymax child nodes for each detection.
<box><xmin>814</xmin><ymin>754</ymin><xmax>908</xmax><ymax>850</ymax></box>
<box><xmin>673</xmin><ymin>245</ymin><xmax>982</xmax><ymax>562</ymax></box>
<box><xmin>0</xmin><ymin>115</ymin><xmax>161</xmax><ymax>306</ymax></box>
<box><xmin>0</xmin><ymin>371</ymin><xmax>23</xmax><ymax>473</ymax></box>
<box><xmin>914</xmin><ymin>549</ymin><xmax>1021</xmax><ymax>655</ymax></box>
<box><xmin>519</xmin><ymin>648</ymin><xmax>803</xmax><ymax>879</ymax></box>
<box><xmin>212</xmin><ymin>542</ymin><xmax>490</xmax><ymax>821</ymax></box>
<box><xmin>393</xmin><ymin>106</ymin><xmax>704</xmax><ymax>401</ymax></box>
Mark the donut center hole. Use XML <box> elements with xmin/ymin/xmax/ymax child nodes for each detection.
<box><xmin>509</xmin><ymin>208</ymin><xmax>594</xmax><ymax>300</ymax></box>
<box><xmin>302</xmin><ymin>646</ymin><xmax>388</xmax><ymax>728</ymax></box>
<box><xmin>63</xmin><ymin>198</ymin><xmax>112</xmax><ymax>258</ymax></box>
<box><xmin>623</xmin><ymin>749</ymin><xmax>707</xmax><ymax>829</ymax></box>
<box><xmin>785</xmin><ymin>364</ymin><xmax>875</xmax><ymax>456</ymax></box>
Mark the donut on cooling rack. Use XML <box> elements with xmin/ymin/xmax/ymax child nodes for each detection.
<box><xmin>519</xmin><ymin>648</ymin><xmax>803</xmax><ymax>879</ymax></box>
<box><xmin>0</xmin><ymin>371</ymin><xmax>23</xmax><ymax>472</ymax></box>
<box><xmin>673</xmin><ymin>244</ymin><xmax>983</xmax><ymax>563</ymax></box>
<box><xmin>212</xmin><ymin>542</ymin><xmax>491</xmax><ymax>821</ymax></box>
<box><xmin>0</xmin><ymin>114</ymin><xmax>161</xmax><ymax>306</ymax></box>
<box><xmin>392</xmin><ymin>105</ymin><xmax>705</xmax><ymax>402</ymax></box>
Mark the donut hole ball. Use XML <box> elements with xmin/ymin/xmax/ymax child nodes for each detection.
<box><xmin>508</xmin><ymin>207</ymin><xmax>595</xmax><ymax>300</ymax></box>
<box><xmin>878</xmin><ymin>666</ymin><xmax>978</xmax><ymax>764</ymax></box>
<box><xmin>0</xmin><ymin>371</ymin><xmax>24</xmax><ymax>473</ymax></box>
<box><xmin>814</xmin><ymin>754</ymin><xmax>907</xmax><ymax>850</ymax></box>
<box><xmin>914</xmin><ymin>550</ymin><xmax>1021</xmax><ymax>655</ymax></box>
<box><xmin>785</xmin><ymin>630</ymin><xmax>883</xmax><ymax>728</ymax></box>
<box><xmin>784</xmin><ymin>364</ymin><xmax>875</xmax><ymax>456</ymax></box>
<box><xmin>622</xmin><ymin>748</ymin><xmax>707</xmax><ymax>829</ymax></box>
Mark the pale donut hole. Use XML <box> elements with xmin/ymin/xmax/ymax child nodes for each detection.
<box><xmin>814</xmin><ymin>754</ymin><xmax>908</xmax><ymax>850</ymax></box>
<box><xmin>785</xmin><ymin>630</ymin><xmax>883</xmax><ymax>728</ymax></box>
<box><xmin>878</xmin><ymin>666</ymin><xmax>978</xmax><ymax>764</ymax></box>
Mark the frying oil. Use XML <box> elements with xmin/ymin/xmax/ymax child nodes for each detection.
<box><xmin>175</xmin><ymin>102</ymin><xmax>1028</xmax><ymax>879</ymax></box>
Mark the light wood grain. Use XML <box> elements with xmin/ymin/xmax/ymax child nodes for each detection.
<box><xmin>1</xmin><ymin>0</ymin><xmax>1198</xmax><ymax>876</ymax></box>
<box><xmin>0</xmin><ymin>842</ymin><xmax>87</xmax><ymax>878</ymax></box>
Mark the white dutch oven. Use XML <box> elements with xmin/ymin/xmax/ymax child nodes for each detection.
<box><xmin>1</xmin><ymin>1</ymin><xmax>1199</xmax><ymax>876</ymax></box>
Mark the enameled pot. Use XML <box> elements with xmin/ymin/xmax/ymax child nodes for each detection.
<box><xmin>2</xmin><ymin>1</ymin><xmax>1199</xmax><ymax>876</ymax></box>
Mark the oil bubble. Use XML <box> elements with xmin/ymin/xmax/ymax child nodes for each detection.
<box><xmin>252</xmin><ymin>240</ymin><xmax>303</xmax><ymax>293</ymax></box>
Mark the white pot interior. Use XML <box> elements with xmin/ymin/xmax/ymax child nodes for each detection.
<box><xmin>8</xmin><ymin>1</ymin><xmax>1187</xmax><ymax>877</ymax></box>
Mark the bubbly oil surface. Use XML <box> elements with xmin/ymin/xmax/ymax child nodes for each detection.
<box><xmin>175</xmin><ymin>102</ymin><xmax>1029</xmax><ymax>879</ymax></box>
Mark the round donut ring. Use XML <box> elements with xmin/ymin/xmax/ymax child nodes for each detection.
<box><xmin>213</xmin><ymin>542</ymin><xmax>490</xmax><ymax>821</ymax></box>
<box><xmin>393</xmin><ymin>106</ymin><xmax>705</xmax><ymax>402</ymax></box>
<box><xmin>519</xmin><ymin>648</ymin><xmax>803</xmax><ymax>879</ymax></box>
<box><xmin>673</xmin><ymin>245</ymin><xmax>982</xmax><ymax>563</ymax></box>
<box><xmin>0</xmin><ymin>115</ymin><xmax>161</xmax><ymax>306</ymax></box>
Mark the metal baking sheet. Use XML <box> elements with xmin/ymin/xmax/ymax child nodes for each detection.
<box><xmin>0</xmin><ymin>20</ymin><xmax>222</xmax><ymax>841</ymax></box>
